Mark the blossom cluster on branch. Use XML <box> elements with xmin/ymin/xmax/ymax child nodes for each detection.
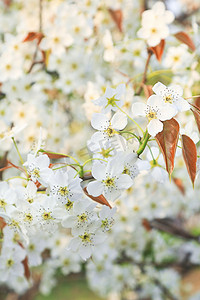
<box><xmin>0</xmin><ymin>0</ymin><xmax>200</xmax><ymax>299</ymax></box>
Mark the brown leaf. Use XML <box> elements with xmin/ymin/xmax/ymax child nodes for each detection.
<box><xmin>173</xmin><ymin>177</ymin><xmax>185</xmax><ymax>195</ymax></box>
<box><xmin>43</xmin><ymin>151</ymin><xmax>68</xmax><ymax>160</ymax></box>
<box><xmin>83</xmin><ymin>187</ymin><xmax>111</xmax><ymax>208</ymax></box>
<box><xmin>190</xmin><ymin>102</ymin><xmax>200</xmax><ymax>113</ymax></box>
<box><xmin>181</xmin><ymin>134</ymin><xmax>197</xmax><ymax>186</ymax></box>
<box><xmin>142</xmin><ymin>218</ymin><xmax>152</xmax><ymax>231</ymax></box>
<box><xmin>0</xmin><ymin>217</ymin><xmax>6</xmax><ymax>229</ymax></box>
<box><xmin>109</xmin><ymin>9</ymin><xmax>123</xmax><ymax>32</ymax></box>
<box><xmin>23</xmin><ymin>32</ymin><xmax>44</xmax><ymax>44</ymax></box>
<box><xmin>191</xmin><ymin>109</ymin><xmax>200</xmax><ymax>134</ymax></box>
<box><xmin>195</xmin><ymin>96</ymin><xmax>200</xmax><ymax>109</ymax></box>
<box><xmin>143</xmin><ymin>85</ymin><xmax>153</xmax><ymax>98</ymax></box>
<box><xmin>149</xmin><ymin>39</ymin><xmax>165</xmax><ymax>62</ymax></box>
<box><xmin>22</xmin><ymin>256</ymin><xmax>31</xmax><ymax>280</ymax></box>
<box><xmin>174</xmin><ymin>31</ymin><xmax>196</xmax><ymax>52</ymax></box>
<box><xmin>155</xmin><ymin>118</ymin><xmax>180</xmax><ymax>176</ymax></box>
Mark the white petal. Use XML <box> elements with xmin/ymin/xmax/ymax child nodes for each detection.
<box><xmin>92</xmin><ymin>162</ymin><xmax>106</xmax><ymax>180</ymax></box>
<box><xmin>147</xmin><ymin>95</ymin><xmax>163</xmax><ymax>107</ymax></box>
<box><xmin>91</xmin><ymin>113</ymin><xmax>109</xmax><ymax>130</ymax></box>
<box><xmin>152</xmin><ymin>82</ymin><xmax>166</xmax><ymax>95</ymax></box>
<box><xmin>87</xmin><ymin>181</ymin><xmax>104</xmax><ymax>197</ymax></box>
<box><xmin>170</xmin><ymin>85</ymin><xmax>183</xmax><ymax>96</ymax></box>
<box><xmin>132</xmin><ymin>102</ymin><xmax>146</xmax><ymax>117</ymax></box>
<box><xmin>175</xmin><ymin>98</ymin><xmax>190</xmax><ymax>112</ymax></box>
<box><xmin>158</xmin><ymin>104</ymin><xmax>177</xmax><ymax>121</ymax></box>
<box><xmin>79</xmin><ymin>245</ymin><xmax>92</xmax><ymax>260</ymax></box>
<box><xmin>107</xmin><ymin>158</ymin><xmax>123</xmax><ymax>176</ymax></box>
<box><xmin>62</xmin><ymin>216</ymin><xmax>75</xmax><ymax>228</ymax></box>
<box><xmin>151</xmin><ymin>167</ymin><xmax>168</xmax><ymax>183</ymax></box>
<box><xmin>116</xmin><ymin>83</ymin><xmax>126</xmax><ymax>97</ymax></box>
<box><xmin>116</xmin><ymin>174</ymin><xmax>133</xmax><ymax>189</ymax></box>
<box><xmin>147</xmin><ymin>119</ymin><xmax>163</xmax><ymax>137</ymax></box>
<box><xmin>111</xmin><ymin>111</ymin><xmax>127</xmax><ymax>130</ymax></box>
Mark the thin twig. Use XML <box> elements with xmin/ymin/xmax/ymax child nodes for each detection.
<box><xmin>135</xmin><ymin>50</ymin><xmax>153</xmax><ymax>96</ymax></box>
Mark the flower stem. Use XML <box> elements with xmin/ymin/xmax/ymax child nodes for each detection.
<box><xmin>137</xmin><ymin>130</ymin><xmax>150</xmax><ymax>156</ymax></box>
<box><xmin>12</xmin><ymin>137</ymin><xmax>24</xmax><ymax>165</ymax></box>
<box><xmin>115</xmin><ymin>104</ymin><xmax>144</xmax><ymax>135</ymax></box>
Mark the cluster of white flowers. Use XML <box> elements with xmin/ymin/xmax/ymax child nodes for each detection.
<box><xmin>0</xmin><ymin>0</ymin><xmax>200</xmax><ymax>299</ymax></box>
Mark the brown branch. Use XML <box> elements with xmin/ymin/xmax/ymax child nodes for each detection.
<box><xmin>148</xmin><ymin>217</ymin><xmax>200</xmax><ymax>242</ymax></box>
<box><xmin>135</xmin><ymin>49</ymin><xmax>153</xmax><ymax>96</ymax></box>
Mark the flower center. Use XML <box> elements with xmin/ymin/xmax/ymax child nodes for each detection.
<box><xmin>28</xmin><ymin>244</ymin><xmax>35</xmax><ymax>251</ymax></box>
<box><xmin>105</xmin><ymin>126</ymin><xmax>117</xmax><ymax>137</ymax></box>
<box><xmin>164</xmin><ymin>94</ymin><xmax>173</xmax><ymax>103</ymax></box>
<box><xmin>58</xmin><ymin>186</ymin><xmax>69</xmax><ymax>196</ymax></box>
<box><xmin>106</xmin><ymin>94</ymin><xmax>119</xmax><ymax>108</ymax></box>
<box><xmin>42</xmin><ymin>212</ymin><xmax>52</xmax><ymax>220</ymax></box>
<box><xmin>0</xmin><ymin>199</ymin><xmax>6</xmax><ymax>208</ymax></box>
<box><xmin>151</xmin><ymin>28</ymin><xmax>157</xmax><ymax>34</ymax></box>
<box><xmin>32</xmin><ymin>168</ymin><xmax>40</xmax><ymax>178</ymax></box>
<box><xmin>24</xmin><ymin>213</ymin><xmax>33</xmax><ymax>222</ymax></box>
<box><xmin>123</xmin><ymin>167</ymin><xmax>130</xmax><ymax>175</ymax></box>
<box><xmin>80</xmin><ymin>232</ymin><xmax>92</xmax><ymax>243</ymax></box>
<box><xmin>103</xmin><ymin>177</ymin><xmax>115</xmax><ymax>187</ymax></box>
<box><xmin>65</xmin><ymin>200</ymin><xmax>73</xmax><ymax>210</ymax></box>
<box><xmin>147</xmin><ymin>111</ymin><xmax>157</xmax><ymax>121</ymax></box>
<box><xmin>6</xmin><ymin>259</ymin><xmax>14</xmax><ymax>267</ymax></box>
<box><xmin>78</xmin><ymin>213</ymin><xmax>88</xmax><ymax>222</ymax></box>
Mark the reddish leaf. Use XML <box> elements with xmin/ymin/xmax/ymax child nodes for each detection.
<box><xmin>181</xmin><ymin>134</ymin><xmax>197</xmax><ymax>186</ymax></box>
<box><xmin>22</xmin><ymin>256</ymin><xmax>31</xmax><ymax>280</ymax></box>
<box><xmin>143</xmin><ymin>85</ymin><xmax>153</xmax><ymax>98</ymax></box>
<box><xmin>155</xmin><ymin>118</ymin><xmax>180</xmax><ymax>176</ymax></box>
<box><xmin>109</xmin><ymin>9</ymin><xmax>123</xmax><ymax>32</ymax></box>
<box><xmin>174</xmin><ymin>31</ymin><xmax>196</xmax><ymax>52</ymax></box>
<box><xmin>142</xmin><ymin>218</ymin><xmax>152</xmax><ymax>231</ymax></box>
<box><xmin>23</xmin><ymin>32</ymin><xmax>44</xmax><ymax>44</ymax></box>
<box><xmin>149</xmin><ymin>39</ymin><xmax>165</xmax><ymax>62</ymax></box>
<box><xmin>0</xmin><ymin>217</ymin><xmax>6</xmax><ymax>229</ymax></box>
<box><xmin>195</xmin><ymin>97</ymin><xmax>200</xmax><ymax>109</ymax></box>
<box><xmin>43</xmin><ymin>151</ymin><xmax>68</xmax><ymax>160</ymax></box>
<box><xmin>173</xmin><ymin>177</ymin><xmax>185</xmax><ymax>195</ymax></box>
<box><xmin>83</xmin><ymin>187</ymin><xmax>111</xmax><ymax>208</ymax></box>
<box><xmin>190</xmin><ymin>102</ymin><xmax>200</xmax><ymax>113</ymax></box>
<box><xmin>191</xmin><ymin>109</ymin><xmax>200</xmax><ymax>134</ymax></box>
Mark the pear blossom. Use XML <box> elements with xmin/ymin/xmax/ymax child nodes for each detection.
<box><xmin>91</xmin><ymin>111</ymin><xmax>127</xmax><ymax>147</ymax></box>
<box><xmin>62</xmin><ymin>200</ymin><xmax>98</xmax><ymax>235</ymax></box>
<box><xmin>48</xmin><ymin>168</ymin><xmax>82</xmax><ymax>204</ymax></box>
<box><xmin>87</xmin><ymin>158</ymin><xmax>133</xmax><ymax>201</ymax></box>
<box><xmin>23</xmin><ymin>154</ymin><xmax>53</xmax><ymax>187</ymax></box>
<box><xmin>93</xmin><ymin>84</ymin><xmax>126</xmax><ymax>113</ymax></box>
<box><xmin>0</xmin><ymin>246</ymin><xmax>26</xmax><ymax>282</ymax></box>
<box><xmin>132</xmin><ymin>95</ymin><xmax>177</xmax><ymax>137</ymax></box>
<box><xmin>152</xmin><ymin>82</ymin><xmax>190</xmax><ymax>112</ymax></box>
<box><xmin>68</xmin><ymin>223</ymin><xmax>106</xmax><ymax>260</ymax></box>
<box><xmin>40</xmin><ymin>27</ymin><xmax>73</xmax><ymax>55</ymax></box>
<box><xmin>137</xmin><ymin>2</ymin><xmax>174</xmax><ymax>46</ymax></box>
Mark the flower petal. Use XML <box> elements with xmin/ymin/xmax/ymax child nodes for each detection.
<box><xmin>147</xmin><ymin>119</ymin><xmax>163</xmax><ymax>137</ymax></box>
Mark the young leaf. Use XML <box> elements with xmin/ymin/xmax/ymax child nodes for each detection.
<box><xmin>83</xmin><ymin>187</ymin><xmax>111</xmax><ymax>208</ymax></box>
<box><xmin>109</xmin><ymin>9</ymin><xmax>123</xmax><ymax>32</ymax></box>
<box><xmin>43</xmin><ymin>151</ymin><xmax>68</xmax><ymax>159</ymax></box>
<box><xmin>173</xmin><ymin>177</ymin><xmax>185</xmax><ymax>195</ymax></box>
<box><xmin>174</xmin><ymin>31</ymin><xmax>196</xmax><ymax>52</ymax></box>
<box><xmin>191</xmin><ymin>109</ymin><xmax>200</xmax><ymax>134</ymax></box>
<box><xmin>155</xmin><ymin>118</ymin><xmax>180</xmax><ymax>176</ymax></box>
<box><xmin>23</xmin><ymin>32</ymin><xmax>44</xmax><ymax>44</ymax></box>
<box><xmin>181</xmin><ymin>134</ymin><xmax>197</xmax><ymax>186</ymax></box>
<box><xmin>22</xmin><ymin>256</ymin><xmax>31</xmax><ymax>280</ymax></box>
<box><xmin>0</xmin><ymin>217</ymin><xmax>6</xmax><ymax>229</ymax></box>
<box><xmin>149</xmin><ymin>39</ymin><xmax>165</xmax><ymax>62</ymax></box>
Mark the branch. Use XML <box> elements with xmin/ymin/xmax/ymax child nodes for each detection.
<box><xmin>135</xmin><ymin>49</ymin><xmax>153</xmax><ymax>96</ymax></box>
